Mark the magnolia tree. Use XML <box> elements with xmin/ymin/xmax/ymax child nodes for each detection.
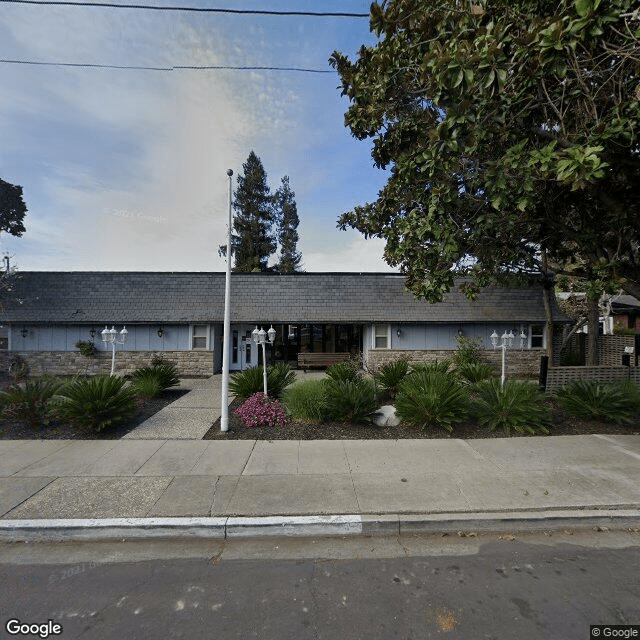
<box><xmin>330</xmin><ymin>0</ymin><xmax>640</xmax><ymax>361</ymax></box>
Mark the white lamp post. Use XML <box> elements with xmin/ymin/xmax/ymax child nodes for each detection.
<box><xmin>252</xmin><ymin>325</ymin><xmax>276</xmax><ymax>395</ymax></box>
<box><xmin>101</xmin><ymin>325</ymin><xmax>127</xmax><ymax>375</ymax></box>
<box><xmin>490</xmin><ymin>329</ymin><xmax>514</xmax><ymax>387</ymax></box>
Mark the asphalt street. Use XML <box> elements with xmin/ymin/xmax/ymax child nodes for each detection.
<box><xmin>2</xmin><ymin>530</ymin><xmax>639</xmax><ymax>640</ymax></box>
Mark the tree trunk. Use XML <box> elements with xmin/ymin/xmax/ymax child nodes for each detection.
<box><xmin>541</xmin><ymin>250</ymin><xmax>555</xmax><ymax>362</ymax></box>
<box><xmin>585</xmin><ymin>295</ymin><xmax>600</xmax><ymax>366</ymax></box>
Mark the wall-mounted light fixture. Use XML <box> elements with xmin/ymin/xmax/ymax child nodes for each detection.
<box><xmin>20</xmin><ymin>327</ymin><xmax>28</xmax><ymax>338</ymax></box>
<box><xmin>458</xmin><ymin>328</ymin><xmax>464</xmax><ymax>337</ymax></box>
<box><xmin>157</xmin><ymin>326</ymin><xmax>164</xmax><ymax>338</ymax></box>
<box><xmin>89</xmin><ymin>328</ymin><xmax>96</xmax><ymax>339</ymax></box>
<box><xmin>396</xmin><ymin>328</ymin><xmax>402</xmax><ymax>338</ymax></box>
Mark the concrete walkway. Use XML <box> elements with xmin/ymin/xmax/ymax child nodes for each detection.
<box><xmin>122</xmin><ymin>372</ymin><xmax>327</xmax><ymax>439</ymax></box>
<box><xmin>1</xmin><ymin>433</ymin><xmax>639</xmax><ymax>540</ymax></box>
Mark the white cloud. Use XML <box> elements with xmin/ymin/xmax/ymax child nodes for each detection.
<box><xmin>302</xmin><ymin>236</ymin><xmax>396</xmax><ymax>273</ymax></box>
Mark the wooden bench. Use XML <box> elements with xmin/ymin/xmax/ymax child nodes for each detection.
<box><xmin>297</xmin><ymin>352</ymin><xmax>352</xmax><ymax>370</ymax></box>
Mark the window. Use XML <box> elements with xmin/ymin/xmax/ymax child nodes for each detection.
<box><xmin>191</xmin><ymin>325</ymin><xmax>208</xmax><ymax>350</ymax></box>
<box><xmin>373</xmin><ymin>324</ymin><xmax>389</xmax><ymax>349</ymax></box>
<box><xmin>530</xmin><ymin>324</ymin><xmax>544</xmax><ymax>348</ymax></box>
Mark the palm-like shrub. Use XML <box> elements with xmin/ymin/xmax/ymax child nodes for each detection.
<box><xmin>229</xmin><ymin>367</ymin><xmax>264</xmax><ymax>399</ymax></box>
<box><xmin>229</xmin><ymin>364</ymin><xmax>295</xmax><ymax>400</ymax></box>
<box><xmin>396</xmin><ymin>370</ymin><xmax>468</xmax><ymax>433</ymax></box>
<box><xmin>456</xmin><ymin>362</ymin><xmax>495</xmax><ymax>384</ymax></box>
<box><xmin>375</xmin><ymin>358</ymin><xmax>409</xmax><ymax>398</ymax></box>
<box><xmin>54</xmin><ymin>375</ymin><xmax>136</xmax><ymax>432</ymax></box>
<box><xmin>0</xmin><ymin>376</ymin><xmax>63</xmax><ymax>429</ymax></box>
<box><xmin>129</xmin><ymin>364</ymin><xmax>179</xmax><ymax>398</ymax></box>
<box><xmin>266</xmin><ymin>363</ymin><xmax>296</xmax><ymax>399</ymax></box>
<box><xmin>129</xmin><ymin>372</ymin><xmax>163</xmax><ymax>399</ymax></box>
<box><xmin>409</xmin><ymin>360</ymin><xmax>453</xmax><ymax>375</ymax></box>
<box><xmin>282</xmin><ymin>379</ymin><xmax>327</xmax><ymax>422</ymax></box>
<box><xmin>473</xmin><ymin>378</ymin><xmax>550</xmax><ymax>435</ymax></box>
<box><xmin>325</xmin><ymin>361</ymin><xmax>359</xmax><ymax>383</ymax></box>
<box><xmin>323</xmin><ymin>377</ymin><xmax>378</xmax><ymax>423</ymax></box>
<box><xmin>554</xmin><ymin>380</ymin><xmax>637</xmax><ymax>424</ymax></box>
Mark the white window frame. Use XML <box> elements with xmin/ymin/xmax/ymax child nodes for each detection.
<box><xmin>529</xmin><ymin>324</ymin><xmax>545</xmax><ymax>349</ymax></box>
<box><xmin>190</xmin><ymin>324</ymin><xmax>210</xmax><ymax>350</ymax></box>
<box><xmin>372</xmin><ymin>323</ymin><xmax>391</xmax><ymax>349</ymax></box>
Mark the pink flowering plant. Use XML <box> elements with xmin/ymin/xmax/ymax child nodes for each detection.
<box><xmin>234</xmin><ymin>392</ymin><xmax>286</xmax><ymax>429</ymax></box>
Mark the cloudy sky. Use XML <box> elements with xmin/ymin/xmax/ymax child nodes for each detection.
<box><xmin>0</xmin><ymin>0</ymin><xmax>395</xmax><ymax>273</ymax></box>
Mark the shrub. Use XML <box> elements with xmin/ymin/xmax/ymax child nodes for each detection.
<box><xmin>234</xmin><ymin>392</ymin><xmax>286</xmax><ymax>428</ymax></box>
<box><xmin>409</xmin><ymin>360</ymin><xmax>452</xmax><ymax>375</ymax></box>
<box><xmin>456</xmin><ymin>362</ymin><xmax>495</xmax><ymax>384</ymax></box>
<box><xmin>396</xmin><ymin>370</ymin><xmax>468</xmax><ymax>433</ymax></box>
<box><xmin>229</xmin><ymin>364</ymin><xmax>296</xmax><ymax>400</ymax></box>
<box><xmin>75</xmin><ymin>340</ymin><xmax>97</xmax><ymax>358</ymax></box>
<box><xmin>323</xmin><ymin>377</ymin><xmax>378</xmax><ymax>423</ymax></box>
<box><xmin>555</xmin><ymin>380</ymin><xmax>637</xmax><ymax>424</ymax></box>
<box><xmin>452</xmin><ymin>336</ymin><xmax>483</xmax><ymax>367</ymax></box>
<box><xmin>375</xmin><ymin>358</ymin><xmax>409</xmax><ymax>398</ymax></box>
<box><xmin>8</xmin><ymin>355</ymin><xmax>30</xmax><ymax>383</ymax></box>
<box><xmin>266</xmin><ymin>362</ymin><xmax>296</xmax><ymax>399</ymax></box>
<box><xmin>53</xmin><ymin>375</ymin><xmax>136</xmax><ymax>432</ymax></box>
<box><xmin>229</xmin><ymin>367</ymin><xmax>264</xmax><ymax>399</ymax></box>
<box><xmin>473</xmin><ymin>378</ymin><xmax>550</xmax><ymax>435</ymax></box>
<box><xmin>325</xmin><ymin>361</ymin><xmax>359</xmax><ymax>383</ymax></box>
<box><xmin>129</xmin><ymin>372</ymin><xmax>163</xmax><ymax>399</ymax></box>
<box><xmin>0</xmin><ymin>376</ymin><xmax>63</xmax><ymax>429</ymax></box>
<box><xmin>130</xmin><ymin>363</ymin><xmax>179</xmax><ymax>397</ymax></box>
<box><xmin>616</xmin><ymin>380</ymin><xmax>640</xmax><ymax>411</ymax></box>
<box><xmin>282</xmin><ymin>379</ymin><xmax>327</xmax><ymax>422</ymax></box>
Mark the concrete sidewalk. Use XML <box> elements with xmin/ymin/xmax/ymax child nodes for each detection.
<box><xmin>1</xmin><ymin>434</ymin><xmax>639</xmax><ymax>540</ymax></box>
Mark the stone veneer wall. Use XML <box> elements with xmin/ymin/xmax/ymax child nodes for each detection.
<box><xmin>0</xmin><ymin>351</ymin><xmax>213</xmax><ymax>378</ymax></box>
<box><xmin>365</xmin><ymin>348</ymin><xmax>545</xmax><ymax>379</ymax></box>
<box><xmin>546</xmin><ymin>365</ymin><xmax>640</xmax><ymax>393</ymax></box>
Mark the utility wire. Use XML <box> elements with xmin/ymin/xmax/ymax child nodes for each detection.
<box><xmin>0</xmin><ymin>0</ymin><xmax>369</xmax><ymax>17</ymax></box>
<box><xmin>0</xmin><ymin>58</ymin><xmax>335</xmax><ymax>72</ymax></box>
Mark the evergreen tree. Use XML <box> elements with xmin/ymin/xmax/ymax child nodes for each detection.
<box><xmin>273</xmin><ymin>176</ymin><xmax>302</xmax><ymax>273</ymax></box>
<box><xmin>230</xmin><ymin>151</ymin><xmax>276</xmax><ymax>272</ymax></box>
<box><xmin>0</xmin><ymin>179</ymin><xmax>27</xmax><ymax>238</ymax></box>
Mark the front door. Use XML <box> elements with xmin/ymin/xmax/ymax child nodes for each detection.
<box><xmin>230</xmin><ymin>326</ymin><xmax>255</xmax><ymax>371</ymax></box>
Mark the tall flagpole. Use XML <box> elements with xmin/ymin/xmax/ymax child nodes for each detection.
<box><xmin>220</xmin><ymin>168</ymin><xmax>233</xmax><ymax>432</ymax></box>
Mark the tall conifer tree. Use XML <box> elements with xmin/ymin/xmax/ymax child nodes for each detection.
<box><xmin>230</xmin><ymin>151</ymin><xmax>276</xmax><ymax>272</ymax></box>
<box><xmin>274</xmin><ymin>176</ymin><xmax>302</xmax><ymax>273</ymax></box>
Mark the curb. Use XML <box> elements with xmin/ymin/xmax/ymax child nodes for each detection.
<box><xmin>1</xmin><ymin>510</ymin><xmax>639</xmax><ymax>542</ymax></box>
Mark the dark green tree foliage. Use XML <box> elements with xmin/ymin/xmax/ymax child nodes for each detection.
<box><xmin>0</xmin><ymin>179</ymin><xmax>27</xmax><ymax>237</ymax></box>
<box><xmin>330</xmin><ymin>0</ymin><xmax>640</xmax><ymax>302</ymax></box>
<box><xmin>231</xmin><ymin>151</ymin><xmax>276</xmax><ymax>272</ymax></box>
<box><xmin>274</xmin><ymin>176</ymin><xmax>302</xmax><ymax>273</ymax></box>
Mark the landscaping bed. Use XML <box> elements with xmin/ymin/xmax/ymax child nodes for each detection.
<box><xmin>0</xmin><ymin>388</ymin><xmax>188</xmax><ymax>440</ymax></box>
<box><xmin>202</xmin><ymin>397</ymin><xmax>640</xmax><ymax>440</ymax></box>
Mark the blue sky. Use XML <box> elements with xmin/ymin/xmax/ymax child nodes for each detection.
<box><xmin>0</xmin><ymin>0</ymin><xmax>395</xmax><ymax>272</ymax></box>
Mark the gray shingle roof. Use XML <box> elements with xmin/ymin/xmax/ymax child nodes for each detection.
<box><xmin>0</xmin><ymin>272</ymin><xmax>570</xmax><ymax>324</ymax></box>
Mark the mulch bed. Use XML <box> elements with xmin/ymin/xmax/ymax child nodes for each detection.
<box><xmin>0</xmin><ymin>389</ymin><xmax>188</xmax><ymax>440</ymax></box>
<box><xmin>2</xmin><ymin>387</ymin><xmax>638</xmax><ymax>441</ymax></box>
<box><xmin>202</xmin><ymin>397</ymin><xmax>640</xmax><ymax>440</ymax></box>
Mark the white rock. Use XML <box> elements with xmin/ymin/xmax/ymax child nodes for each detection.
<box><xmin>373</xmin><ymin>405</ymin><xmax>400</xmax><ymax>427</ymax></box>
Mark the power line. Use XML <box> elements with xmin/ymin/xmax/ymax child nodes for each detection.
<box><xmin>0</xmin><ymin>58</ymin><xmax>335</xmax><ymax>72</ymax></box>
<box><xmin>0</xmin><ymin>0</ymin><xmax>369</xmax><ymax>17</ymax></box>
